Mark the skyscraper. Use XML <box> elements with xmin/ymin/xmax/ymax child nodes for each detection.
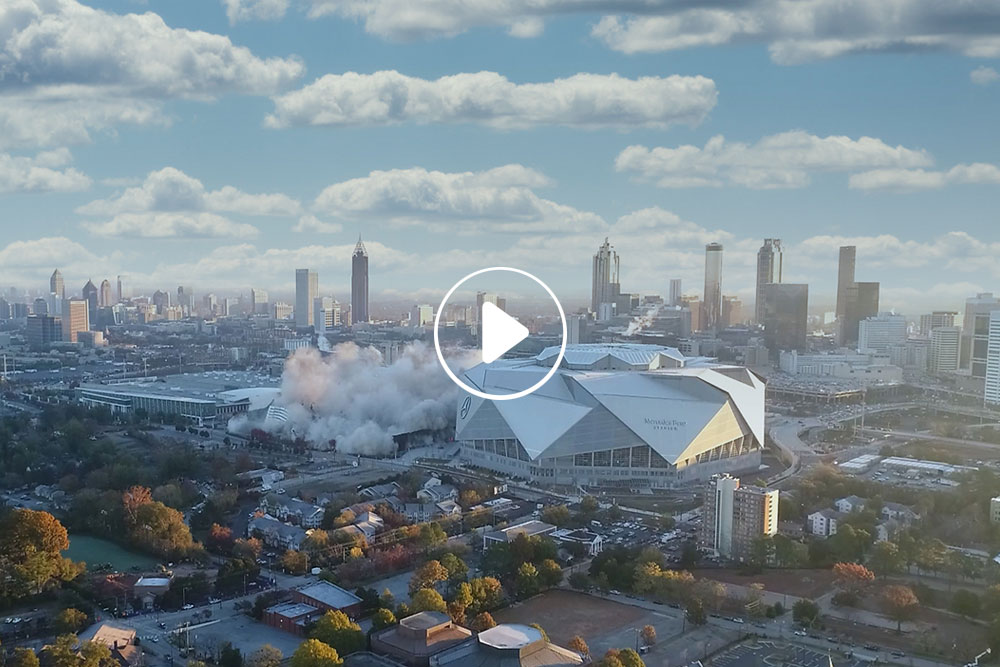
<box><xmin>295</xmin><ymin>269</ymin><xmax>318</xmax><ymax>328</ymax></box>
<box><xmin>99</xmin><ymin>279</ymin><xmax>112</xmax><ymax>307</ymax></box>
<box><xmin>755</xmin><ymin>239</ymin><xmax>783</xmax><ymax>324</ymax></box>
<box><xmin>177</xmin><ymin>286</ymin><xmax>194</xmax><ymax>316</ymax></box>
<box><xmin>761</xmin><ymin>283</ymin><xmax>808</xmax><ymax>352</ymax></box>
<box><xmin>702</xmin><ymin>243</ymin><xmax>724</xmax><ymax>332</ymax></box>
<box><xmin>250</xmin><ymin>288</ymin><xmax>269</xmax><ymax>315</ymax></box>
<box><xmin>591</xmin><ymin>237</ymin><xmax>620</xmax><ymax>317</ymax></box>
<box><xmin>700</xmin><ymin>474</ymin><xmax>778</xmax><ymax>562</ymax></box>
<box><xmin>50</xmin><ymin>269</ymin><xmax>64</xmax><ymax>299</ymax></box>
<box><xmin>835</xmin><ymin>245</ymin><xmax>856</xmax><ymax>326</ymax></box>
<box><xmin>920</xmin><ymin>311</ymin><xmax>958</xmax><ymax>337</ymax></box>
<box><xmin>82</xmin><ymin>280</ymin><xmax>98</xmax><ymax>328</ymax></box>
<box><xmin>929</xmin><ymin>327</ymin><xmax>961</xmax><ymax>376</ymax></box>
<box><xmin>986</xmin><ymin>312</ymin><xmax>1000</xmax><ymax>407</ymax></box>
<box><xmin>62</xmin><ymin>298</ymin><xmax>89</xmax><ymax>342</ymax></box>
<box><xmin>962</xmin><ymin>293</ymin><xmax>1000</xmax><ymax>373</ymax></box>
<box><xmin>352</xmin><ymin>237</ymin><xmax>369</xmax><ymax>324</ymax></box>
<box><xmin>116</xmin><ymin>275</ymin><xmax>129</xmax><ymax>301</ymax></box>
<box><xmin>857</xmin><ymin>313</ymin><xmax>906</xmax><ymax>353</ymax></box>
<box><xmin>669</xmin><ymin>278</ymin><xmax>682</xmax><ymax>307</ymax></box>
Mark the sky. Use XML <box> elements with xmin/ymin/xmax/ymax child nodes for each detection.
<box><xmin>1</xmin><ymin>0</ymin><xmax>999</xmax><ymax>315</ymax></box>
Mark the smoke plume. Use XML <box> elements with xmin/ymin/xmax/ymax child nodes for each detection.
<box><xmin>270</xmin><ymin>341</ymin><xmax>477</xmax><ymax>456</ymax></box>
<box><xmin>624</xmin><ymin>305</ymin><xmax>661</xmax><ymax>336</ymax></box>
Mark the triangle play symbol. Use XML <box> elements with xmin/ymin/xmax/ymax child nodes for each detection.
<box><xmin>481</xmin><ymin>301</ymin><xmax>529</xmax><ymax>363</ymax></box>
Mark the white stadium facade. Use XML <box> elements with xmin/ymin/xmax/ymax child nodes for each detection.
<box><xmin>455</xmin><ymin>344</ymin><xmax>766</xmax><ymax>489</ymax></box>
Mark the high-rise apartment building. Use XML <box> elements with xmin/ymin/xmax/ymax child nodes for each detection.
<box><xmin>963</xmin><ymin>294</ymin><xmax>1000</xmax><ymax>375</ymax></box>
<box><xmin>920</xmin><ymin>311</ymin><xmax>958</xmax><ymax>337</ymax></box>
<box><xmin>591</xmin><ymin>238</ymin><xmax>620</xmax><ymax>318</ymax></box>
<box><xmin>295</xmin><ymin>269</ymin><xmax>318</xmax><ymax>328</ymax></box>
<box><xmin>755</xmin><ymin>239</ymin><xmax>783</xmax><ymax>324</ymax></box>
<box><xmin>702</xmin><ymin>243</ymin><xmax>724</xmax><ymax>332</ymax></box>
<box><xmin>82</xmin><ymin>280</ymin><xmax>98</xmax><ymax>328</ymax></box>
<box><xmin>669</xmin><ymin>278</ymin><xmax>682</xmax><ymax>307</ymax></box>
<box><xmin>929</xmin><ymin>326</ymin><xmax>961</xmax><ymax>376</ymax></box>
<box><xmin>50</xmin><ymin>269</ymin><xmax>64</xmax><ymax>299</ymax></box>
<box><xmin>352</xmin><ymin>237</ymin><xmax>369</xmax><ymax>324</ymax></box>
<box><xmin>761</xmin><ymin>283</ymin><xmax>808</xmax><ymax>352</ymax></box>
<box><xmin>62</xmin><ymin>298</ymin><xmax>89</xmax><ymax>343</ymax></box>
<box><xmin>273</xmin><ymin>302</ymin><xmax>293</xmax><ymax>320</ymax></box>
<box><xmin>986</xmin><ymin>312</ymin><xmax>1000</xmax><ymax>407</ymax></box>
<box><xmin>857</xmin><ymin>313</ymin><xmax>907</xmax><ymax>354</ymax></box>
<box><xmin>700</xmin><ymin>474</ymin><xmax>778</xmax><ymax>561</ymax></box>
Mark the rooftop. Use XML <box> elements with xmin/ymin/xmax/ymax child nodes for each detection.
<box><xmin>79</xmin><ymin>371</ymin><xmax>280</xmax><ymax>404</ymax></box>
<box><xmin>297</xmin><ymin>580</ymin><xmax>362</xmax><ymax>610</ymax></box>
<box><xmin>266</xmin><ymin>602</ymin><xmax>318</xmax><ymax>619</ymax></box>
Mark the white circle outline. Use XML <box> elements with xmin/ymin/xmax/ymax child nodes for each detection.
<box><xmin>433</xmin><ymin>267</ymin><xmax>567</xmax><ymax>401</ymax></box>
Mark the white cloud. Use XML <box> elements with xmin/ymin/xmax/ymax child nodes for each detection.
<box><xmin>0</xmin><ymin>148</ymin><xmax>90</xmax><ymax>193</ymax></box>
<box><xmin>971</xmin><ymin>66</ymin><xmax>1000</xmax><ymax>85</ymax></box>
<box><xmin>0</xmin><ymin>0</ymin><xmax>303</xmax><ymax>149</ymax></box>
<box><xmin>0</xmin><ymin>236</ymin><xmax>109</xmax><ymax>287</ymax></box>
<box><xmin>849</xmin><ymin>163</ymin><xmax>1000</xmax><ymax>190</ymax></box>
<box><xmin>267</xmin><ymin>70</ymin><xmax>716</xmax><ymax>130</ymax></box>
<box><xmin>616</xmin><ymin>131</ymin><xmax>931</xmax><ymax>189</ymax></box>
<box><xmin>77</xmin><ymin>167</ymin><xmax>301</xmax><ymax>216</ymax></box>
<box><xmin>303</xmin><ymin>0</ymin><xmax>1000</xmax><ymax>63</ymax></box>
<box><xmin>223</xmin><ymin>0</ymin><xmax>289</xmax><ymax>24</ymax></box>
<box><xmin>83</xmin><ymin>212</ymin><xmax>259</xmax><ymax>239</ymax></box>
<box><xmin>294</xmin><ymin>214</ymin><xmax>344</xmax><ymax>234</ymax></box>
<box><xmin>312</xmin><ymin>164</ymin><xmax>607</xmax><ymax>233</ymax></box>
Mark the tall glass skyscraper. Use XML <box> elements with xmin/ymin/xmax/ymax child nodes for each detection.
<box><xmin>702</xmin><ymin>243</ymin><xmax>724</xmax><ymax>332</ymax></box>
<box><xmin>755</xmin><ymin>239</ymin><xmax>782</xmax><ymax>324</ymax></box>
<box><xmin>352</xmin><ymin>237</ymin><xmax>369</xmax><ymax>324</ymax></box>
<box><xmin>591</xmin><ymin>237</ymin><xmax>620</xmax><ymax>316</ymax></box>
<box><xmin>295</xmin><ymin>268</ymin><xmax>318</xmax><ymax>328</ymax></box>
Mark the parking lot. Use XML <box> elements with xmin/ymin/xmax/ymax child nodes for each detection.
<box><xmin>711</xmin><ymin>640</ymin><xmax>873</xmax><ymax>667</ymax></box>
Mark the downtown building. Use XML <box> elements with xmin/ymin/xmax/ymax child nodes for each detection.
<box><xmin>352</xmin><ymin>237</ymin><xmax>369</xmax><ymax>324</ymax></box>
<box><xmin>455</xmin><ymin>343</ymin><xmax>766</xmax><ymax>489</ymax></box>
<box><xmin>986</xmin><ymin>311</ymin><xmax>1000</xmax><ymax>407</ymax></box>
<box><xmin>700</xmin><ymin>474</ymin><xmax>778</xmax><ymax>562</ymax></box>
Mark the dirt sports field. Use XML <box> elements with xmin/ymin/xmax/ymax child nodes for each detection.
<box><xmin>493</xmin><ymin>590</ymin><xmax>647</xmax><ymax>647</ymax></box>
<box><xmin>692</xmin><ymin>568</ymin><xmax>837</xmax><ymax>599</ymax></box>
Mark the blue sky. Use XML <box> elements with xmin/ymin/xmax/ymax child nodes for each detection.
<box><xmin>1</xmin><ymin>0</ymin><xmax>999</xmax><ymax>315</ymax></box>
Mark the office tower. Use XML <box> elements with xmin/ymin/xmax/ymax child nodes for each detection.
<box><xmin>26</xmin><ymin>315</ymin><xmax>61</xmax><ymax>351</ymax></box>
<box><xmin>857</xmin><ymin>313</ymin><xmax>907</xmax><ymax>353</ymax></box>
<box><xmin>681</xmin><ymin>295</ymin><xmax>702</xmax><ymax>332</ymax></box>
<box><xmin>920</xmin><ymin>311</ymin><xmax>958</xmax><ymax>337</ymax></box>
<box><xmin>99</xmin><ymin>279</ymin><xmax>112</xmax><ymax>307</ymax></box>
<box><xmin>962</xmin><ymin>293</ymin><xmax>1000</xmax><ymax>373</ymax></box>
<box><xmin>986</xmin><ymin>312</ymin><xmax>1000</xmax><ymax>406</ymax></box>
<box><xmin>273</xmin><ymin>302</ymin><xmax>293</xmax><ymax>320</ymax></box>
<box><xmin>754</xmin><ymin>238</ymin><xmax>783</xmax><ymax>324</ymax></box>
<box><xmin>50</xmin><ymin>269</ymin><xmax>64</xmax><ymax>299</ymax></box>
<box><xmin>840</xmin><ymin>282</ymin><xmax>880</xmax><ymax>347</ymax></box>
<box><xmin>251</xmin><ymin>288</ymin><xmax>269</xmax><ymax>315</ymax></box>
<box><xmin>669</xmin><ymin>279</ymin><xmax>682</xmax><ymax>307</ymax></box>
<box><xmin>567</xmin><ymin>314</ymin><xmax>583</xmax><ymax>345</ymax></box>
<box><xmin>702</xmin><ymin>242</ymin><xmax>724</xmax><ymax>332</ymax></box>
<box><xmin>352</xmin><ymin>237</ymin><xmax>369</xmax><ymax>324</ymax></box>
<box><xmin>62</xmin><ymin>298</ymin><xmax>89</xmax><ymax>342</ymax></box>
<box><xmin>295</xmin><ymin>269</ymin><xmax>319</xmax><ymax>328</ymax></box>
<box><xmin>177</xmin><ymin>286</ymin><xmax>194</xmax><ymax>315</ymax></box>
<box><xmin>835</xmin><ymin>245</ymin><xmax>856</xmax><ymax>326</ymax></box>
<box><xmin>409</xmin><ymin>304</ymin><xmax>433</xmax><ymax>328</ymax></box>
<box><xmin>32</xmin><ymin>297</ymin><xmax>48</xmax><ymax>315</ymax></box>
<box><xmin>700</xmin><ymin>474</ymin><xmax>778</xmax><ymax>561</ymax></box>
<box><xmin>82</xmin><ymin>280</ymin><xmax>98</xmax><ymax>328</ymax></box>
<box><xmin>116</xmin><ymin>275</ymin><xmax>130</xmax><ymax>301</ymax></box>
<box><xmin>591</xmin><ymin>237</ymin><xmax>620</xmax><ymax>316</ymax></box>
<box><xmin>0</xmin><ymin>298</ymin><xmax>9</xmax><ymax>320</ymax></box>
<box><xmin>203</xmin><ymin>293</ymin><xmax>218</xmax><ymax>315</ymax></box>
<box><xmin>761</xmin><ymin>283</ymin><xmax>808</xmax><ymax>352</ymax></box>
<box><xmin>929</xmin><ymin>326</ymin><xmax>961</xmax><ymax>375</ymax></box>
<box><xmin>314</xmin><ymin>296</ymin><xmax>341</xmax><ymax>332</ymax></box>
<box><xmin>722</xmin><ymin>296</ymin><xmax>743</xmax><ymax>328</ymax></box>
<box><xmin>152</xmin><ymin>290</ymin><xmax>170</xmax><ymax>313</ymax></box>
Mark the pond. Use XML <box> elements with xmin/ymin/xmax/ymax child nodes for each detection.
<box><xmin>65</xmin><ymin>534</ymin><xmax>160</xmax><ymax>573</ymax></box>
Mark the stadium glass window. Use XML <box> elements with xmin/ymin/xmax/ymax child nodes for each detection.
<box><xmin>612</xmin><ymin>448</ymin><xmax>630</xmax><ymax>467</ymax></box>
<box><xmin>630</xmin><ymin>446</ymin><xmax>650</xmax><ymax>468</ymax></box>
<box><xmin>650</xmin><ymin>449</ymin><xmax>671</xmax><ymax>469</ymax></box>
<box><xmin>574</xmin><ymin>453</ymin><xmax>592</xmax><ymax>467</ymax></box>
<box><xmin>593</xmin><ymin>450</ymin><xmax>611</xmax><ymax>467</ymax></box>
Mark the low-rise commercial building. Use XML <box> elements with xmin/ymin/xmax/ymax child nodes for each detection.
<box><xmin>371</xmin><ymin>611</ymin><xmax>472</xmax><ymax>666</ymax></box>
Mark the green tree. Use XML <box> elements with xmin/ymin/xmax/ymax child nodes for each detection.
<box><xmin>309</xmin><ymin>611</ymin><xmax>364</xmax><ymax>656</ymax></box>
<box><xmin>617</xmin><ymin>648</ymin><xmax>646</xmax><ymax>667</ymax></box>
<box><xmin>950</xmin><ymin>589</ymin><xmax>981</xmax><ymax>619</ymax></box>
<box><xmin>54</xmin><ymin>608</ymin><xmax>88</xmax><ymax>635</ymax></box>
<box><xmin>516</xmin><ymin>562</ymin><xmax>540</xmax><ymax>599</ymax></box>
<box><xmin>467</xmin><ymin>577</ymin><xmax>504</xmax><ymax>614</ymax></box>
<box><xmin>541</xmin><ymin>505</ymin><xmax>571</xmax><ymax>527</ymax></box>
<box><xmin>410</xmin><ymin>588</ymin><xmax>448</xmax><ymax>613</ymax></box>
<box><xmin>537</xmin><ymin>559</ymin><xmax>563</xmax><ymax>588</ymax></box>
<box><xmin>291</xmin><ymin>639</ymin><xmax>342</xmax><ymax>667</ymax></box>
<box><xmin>10</xmin><ymin>648</ymin><xmax>40</xmax><ymax>667</ymax></box>
<box><xmin>410</xmin><ymin>560</ymin><xmax>449</xmax><ymax>594</ymax></box>
<box><xmin>569</xmin><ymin>572</ymin><xmax>590</xmax><ymax>590</ymax></box>
<box><xmin>246</xmin><ymin>645</ymin><xmax>283</xmax><ymax>667</ymax></box>
<box><xmin>439</xmin><ymin>552</ymin><xmax>469</xmax><ymax>582</ymax></box>
<box><xmin>579</xmin><ymin>496</ymin><xmax>599</xmax><ymax>516</ymax></box>
<box><xmin>371</xmin><ymin>608</ymin><xmax>397</xmax><ymax>630</ymax></box>
<box><xmin>869</xmin><ymin>541</ymin><xmax>904</xmax><ymax>578</ymax></box>
<box><xmin>219</xmin><ymin>643</ymin><xmax>243</xmax><ymax>667</ymax></box>
<box><xmin>0</xmin><ymin>509</ymin><xmax>82</xmax><ymax>600</ymax></box>
<box><xmin>686</xmin><ymin>598</ymin><xmax>707</xmax><ymax>626</ymax></box>
<box><xmin>418</xmin><ymin>523</ymin><xmax>447</xmax><ymax>547</ymax></box>
<box><xmin>281</xmin><ymin>550</ymin><xmax>308</xmax><ymax>575</ymax></box>
<box><xmin>792</xmin><ymin>599</ymin><xmax>820</xmax><ymax>627</ymax></box>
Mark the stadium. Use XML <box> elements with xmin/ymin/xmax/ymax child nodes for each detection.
<box><xmin>455</xmin><ymin>344</ymin><xmax>766</xmax><ymax>489</ymax></box>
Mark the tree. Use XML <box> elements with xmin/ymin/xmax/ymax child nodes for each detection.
<box><xmin>686</xmin><ymin>599</ymin><xmax>707</xmax><ymax>626</ymax></box>
<box><xmin>291</xmin><ymin>639</ymin><xmax>342</xmax><ymax>667</ymax></box>
<box><xmin>372</xmin><ymin>608</ymin><xmax>397</xmax><ymax>630</ymax></box>
<box><xmin>467</xmin><ymin>577</ymin><xmax>504</xmax><ymax>614</ymax></box>
<box><xmin>537</xmin><ymin>559</ymin><xmax>563</xmax><ymax>588</ymax></box>
<box><xmin>40</xmin><ymin>635</ymin><xmax>81</xmax><ymax>667</ymax></box>
<box><xmin>410</xmin><ymin>588</ymin><xmax>448</xmax><ymax>614</ymax></box>
<box><xmin>617</xmin><ymin>648</ymin><xmax>646</xmax><ymax>667</ymax></box>
<box><xmin>219</xmin><ymin>643</ymin><xmax>243</xmax><ymax>667</ymax></box>
<box><xmin>281</xmin><ymin>550</ymin><xmax>308</xmax><ymax>575</ymax></box>
<box><xmin>640</xmin><ymin>625</ymin><xmax>656</xmax><ymax>646</ymax></box>
<box><xmin>693</xmin><ymin>579</ymin><xmax>726</xmax><ymax>613</ymax></box>
<box><xmin>869</xmin><ymin>541</ymin><xmax>903</xmax><ymax>578</ymax></box>
<box><xmin>833</xmin><ymin>562</ymin><xmax>875</xmax><ymax>596</ymax></box>
<box><xmin>439</xmin><ymin>552</ymin><xmax>469</xmax><ymax>582</ymax></box>
<box><xmin>233</xmin><ymin>538</ymin><xmax>263</xmax><ymax>562</ymax></box>
<box><xmin>569</xmin><ymin>572</ymin><xmax>590</xmax><ymax>590</ymax></box>
<box><xmin>792</xmin><ymin>599</ymin><xmax>820</xmax><ymax>627</ymax></box>
<box><xmin>122</xmin><ymin>485</ymin><xmax>152</xmax><ymax>525</ymax></box>
<box><xmin>418</xmin><ymin>523</ymin><xmax>447</xmax><ymax>547</ymax></box>
<box><xmin>541</xmin><ymin>505</ymin><xmax>571</xmax><ymax>527</ymax></box>
<box><xmin>54</xmin><ymin>608</ymin><xmax>88</xmax><ymax>634</ymax></box>
<box><xmin>246</xmin><ymin>645</ymin><xmax>283</xmax><ymax>667</ymax></box>
<box><xmin>207</xmin><ymin>524</ymin><xmax>235</xmax><ymax>553</ymax></box>
<box><xmin>516</xmin><ymin>562</ymin><xmax>540</xmax><ymax>599</ymax></box>
<box><xmin>129</xmin><ymin>500</ymin><xmax>195</xmax><ymax>557</ymax></box>
<box><xmin>579</xmin><ymin>496</ymin><xmax>599</xmax><ymax>516</ymax></box>
<box><xmin>568</xmin><ymin>636</ymin><xmax>589</xmax><ymax>657</ymax></box>
<box><xmin>658</xmin><ymin>515</ymin><xmax>676</xmax><ymax>531</ymax></box>
<box><xmin>309</xmin><ymin>611</ymin><xmax>364</xmax><ymax>656</ymax></box>
<box><xmin>469</xmin><ymin>611</ymin><xmax>496</xmax><ymax>632</ymax></box>
<box><xmin>0</xmin><ymin>509</ymin><xmax>82</xmax><ymax>600</ymax></box>
<box><xmin>410</xmin><ymin>560</ymin><xmax>449</xmax><ymax>594</ymax></box>
<box><xmin>529</xmin><ymin>624</ymin><xmax>549</xmax><ymax>641</ymax></box>
<box><xmin>950</xmin><ymin>589</ymin><xmax>981</xmax><ymax>619</ymax></box>
<box><xmin>880</xmin><ymin>585</ymin><xmax>919</xmax><ymax>633</ymax></box>
<box><xmin>10</xmin><ymin>648</ymin><xmax>40</xmax><ymax>667</ymax></box>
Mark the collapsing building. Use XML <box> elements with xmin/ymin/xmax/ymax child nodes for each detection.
<box><xmin>455</xmin><ymin>344</ymin><xmax>765</xmax><ymax>489</ymax></box>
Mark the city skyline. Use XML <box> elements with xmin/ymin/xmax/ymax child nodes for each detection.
<box><xmin>1</xmin><ymin>2</ymin><xmax>999</xmax><ymax>314</ymax></box>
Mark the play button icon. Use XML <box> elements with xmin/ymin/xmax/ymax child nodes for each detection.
<box><xmin>433</xmin><ymin>267</ymin><xmax>567</xmax><ymax>401</ymax></box>
<box><xmin>480</xmin><ymin>301</ymin><xmax>529</xmax><ymax>363</ymax></box>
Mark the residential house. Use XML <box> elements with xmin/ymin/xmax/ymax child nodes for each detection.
<box><xmin>82</xmin><ymin>625</ymin><xmax>141</xmax><ymax>667</ymax></box>
<box><xmin>417</xmin><ymin>484</ymin><xmax>458</xmax><ymax>504</ymax></box>
<box><xmin>249</xmin><ymin>515</ymin><xmax>308</xmax><ymax>550</ymax></box>
<box><xmin>435</xmin><ymin>500</ymin><xmax>461</xmax><ymax>518</ymax></box>
<box><xmin>834</xmin><ymin>495</ymin><xmax>867</xmax><ymax>514</ymax></box>
<box><xmin>260</xmin><ymin>494</ymin><xmax>325</xmax><ymax>528</ymax></box>
<box><xmin>881</xmin><ymin>502</ymin><xmax>919</xmax><ymax>524</ymax></box>
<box><xmin>875</xmin><ymin>518</ymin><xmax>900</xmax><ymax>542</ymax></box>
<box><xmin>808</xmin><ymin>509</ymin><xmax>847</xmax><ymax>537</ymax></box>
<box><xmin>361</xmin><ymin>481</ymin><xmax>401</xmax><ymax>499</ymax></box>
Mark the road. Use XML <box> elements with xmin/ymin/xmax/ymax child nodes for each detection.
<box><xmin>859</xmin><ymin>427</ymin><xmax>1000</xmax><ymax>450</ymax></box>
